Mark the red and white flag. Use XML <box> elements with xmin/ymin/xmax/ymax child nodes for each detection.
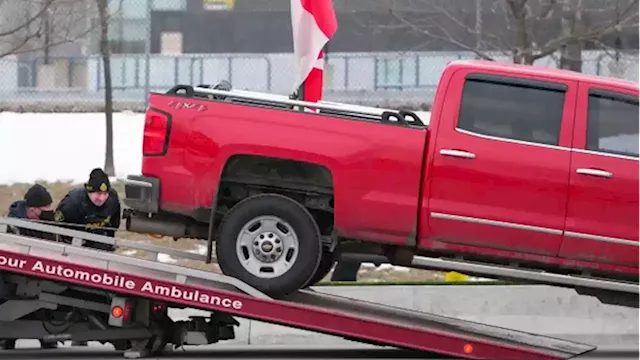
<box><xmin>290</xmin><ymin>0</ymin><xmax>338</xmax><ymax>103</ymax></box>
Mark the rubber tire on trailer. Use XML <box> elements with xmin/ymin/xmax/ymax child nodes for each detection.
<box><xmin>216</xmin><ymin>193</ymin><xmax>323</xmax><ymax>298</ymax></box>
<box><xmin>0</xmin><ymin>339</ymin><xmax>15</xmax><ymax>350</ymax></box>
<box><xmin>112</xmin><ymin>340</ymin><xmax>130</xmax><ymax>351</ymax></box>
<box><xmin>303</xmin><ymin>250</ymin><xmax>336</xmax><ymax>288</ymax></box>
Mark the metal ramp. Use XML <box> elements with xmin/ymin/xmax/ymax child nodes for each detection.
<box><xmin>0</xmin><ymin>217</ymin><xmax>596</xmax><ymax>359</ymax></box>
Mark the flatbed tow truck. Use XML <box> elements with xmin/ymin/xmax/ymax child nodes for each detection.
<box><xmin>0</xmin><ymin>216</ymin><xmax>630</xmax><ymax>360</ymax></box>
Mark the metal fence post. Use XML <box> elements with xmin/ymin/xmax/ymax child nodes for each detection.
<box><xmin>143</xmin><ymin>0</ymin><xmax>152</xmax><ymax>107</ymax></box>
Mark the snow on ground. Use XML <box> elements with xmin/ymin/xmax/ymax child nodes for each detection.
<box><xmin>120</xmin><ymin>249</ymin><xmax>138</xmax><ymax>256</ymax></box>
<box><xmin>156</xmin><ymin>253</ymin><xmax>179</xmax><ymax>264</ymax></box>
<box><xmin>154</xmin><ymin>245</ymin><xmax>208</xmax><ymax>264</ymax></box>
<box><xmin>0</xmin><ymin>112</ymin><xmax>145</xmax><ymax>184</ymax></box>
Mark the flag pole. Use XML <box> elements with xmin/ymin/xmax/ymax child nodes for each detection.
<box><xmin>294</xmin><ymin>42</ymin><xmax>328</xmax><ymax>104</ymax></box>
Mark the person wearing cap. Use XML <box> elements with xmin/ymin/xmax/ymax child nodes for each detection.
<box><xmin>3</xmin><ymin>185</ymin><xmax>60</xmax><ymax>349</ymax></box>
<box><xmin>54</xmin><ymin>168</ymin><xmax>121</xmax><ymax>252</ymax></box>
<box><xmin>6</xmin><ymin>184</ymin><xmax>57</xmax><ymax>241</ymax></box>
<box><xmin>53</xmin><ymin>168</ymin><xmax>121</xmax><ymax>347</ymax></box>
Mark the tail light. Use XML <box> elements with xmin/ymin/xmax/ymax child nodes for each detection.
<box><xmin>143</xmin><ymin>109</ymin><xmax>170</xmax><ymax>156</ymax></box>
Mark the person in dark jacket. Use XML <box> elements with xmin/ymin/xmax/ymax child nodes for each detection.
<box><xmin>54</xmin><ymin>168</ymin><xmax>121</xmax><ymax>252</ymax></box>
<box><xmin>6</xmin><ymin>184</ymin><xmax>57</xmax><ymax>241</ymax></box>
<box><xmin>53</xmin><ymin>168</ymin><xmax>121</xmax><ymax>347</ymax></box>
<box><xmin>3</xmin><ymin>184</ymin><xmax>60</xmax><ymax>349</ymax></box>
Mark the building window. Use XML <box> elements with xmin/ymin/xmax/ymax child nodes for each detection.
<box><xmin>152</xmin><ymin>0</ymin><xmax>187</xmax><ymax>11</ymax></box>
<box><xmin>104</xmin><ymin>0</ymin><xmax>149</xmax><ymax>54</ymax></box>
<box><xmin>121</xmin><ymin>0</ymin><xmax>148</xmax><ymax>19</ymax></box>
<box><xmin>587</xmin><ymin>90</ymin><xmax>639</xmax><ymax>158</ymax></box>
<box><xmin>160</xmin><ymin>32</ymin><xmax>183</xmax><ymax>54</ymax></box>
<box><xmin>457</xmin><ymin>77</ymin><xmax>566</xmax><ymax>146</ymax></box>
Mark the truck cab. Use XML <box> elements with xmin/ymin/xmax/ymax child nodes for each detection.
<box><xmin>420</xmin><ymin>62</ymin><xmax>639</xmax><ymax>269</ymax></box>
<box><xmin>122</xmin><ymin>60</ymin><xmax>639</xmax><ymax>298</ymax></box>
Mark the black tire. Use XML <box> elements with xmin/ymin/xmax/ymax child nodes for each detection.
<box><xmin>40</xmin><ymin>340</ymin><xmax>58</xmax><ymax>349</ymax></box>
<box><xmin>112</xmin><ymin>340</ymin><xmax>130</xmax><ymax>351</ymax></box>
<box><xmin>0</xmin><ymin>339</ymin><xmax>15</xmax><ymax>350</ymax></box>
<box><xmin>216</xmin><ymin>193</ymin><xmax>322</xmax><ymax>297</ymax></box>
<box><xmin>304</xmin><ymin>250</ymin><xmax>336</xmax><ymax>288</ymax></box>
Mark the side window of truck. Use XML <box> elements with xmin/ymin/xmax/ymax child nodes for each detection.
<box><xmin>586</xmin><ymin>90</ymin><xmax>639</xmax><ymax>158</ymax></box>
<box><xmin>457</xmin><ymin>75</ymin><xmax>565</xmax><ymax>146</ymax></box>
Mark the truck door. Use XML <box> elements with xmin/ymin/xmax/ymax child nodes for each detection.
<box><xmin>560</xmin><ymin>83</ymin><xmax>639</xmax><ymax>267</ymax></box>
<box><xmin>422</xmin><ymin>70</ymin><xmax>577</xmax><ymax>256</ymax></box>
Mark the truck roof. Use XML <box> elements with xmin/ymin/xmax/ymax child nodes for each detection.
<box><xmin>448</xmin><ymin>59</ymin><xmax>639</xmax><ymax>92</ymax></box>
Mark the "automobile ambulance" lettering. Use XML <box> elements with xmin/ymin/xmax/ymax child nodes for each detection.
<box><xmin>0</xmin><ymin>254</ymin><xmax>244</xmax><ymax>310</ymax></box>
<box><xmin>140</xmin><ymin>281</ymin><xmax>243</xmax><ymax>309</ymax></box>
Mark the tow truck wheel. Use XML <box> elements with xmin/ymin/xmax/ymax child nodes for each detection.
<box><xmin>0</xmin><ymin>339</ymin><xmax>15</xmax><ymax>350</ymax></box>
<box><xmin>112</xmin><ymin>340</ymin><xmax>130</xmax><ymax>351</ymax></box>
<box><xmin>217</xmin><ymin>193</ymin><xmax>322</xmax><ymax>297</ymax></box>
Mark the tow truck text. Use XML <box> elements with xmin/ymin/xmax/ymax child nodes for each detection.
<box><xmin>0</xmin><ymin>254</ymin><xmax>244</xmax><ymax>310</ymax></box>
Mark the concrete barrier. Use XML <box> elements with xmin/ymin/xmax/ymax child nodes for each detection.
<box><xmin>168</xmin><ymin>285</ymin><xmax>639</xmax><ymax>348</ymax></box>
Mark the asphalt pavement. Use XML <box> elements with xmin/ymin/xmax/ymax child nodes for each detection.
<box><xmin>0</xmin><ymin>343</ymin><xmax>636</xmax><ymax>360</ymax></box>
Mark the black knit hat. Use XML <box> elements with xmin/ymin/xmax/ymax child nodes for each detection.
<box><xmin>24</xmin><ymin>184</ymin><xmax>53</xmax><ymax>208</ymax></box>
<box><xmin>85</xmin><ymin>168</ymin><xmax>111</xmax><ymax>193</ymax></box>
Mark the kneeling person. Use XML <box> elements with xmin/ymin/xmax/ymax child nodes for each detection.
<box><xmin>55</xmin><ymin>168</ymin><xmax>121</xmax><ymax>252</ymax></box>
<box><xmin>7</xmin><ymin>184</ymin><xmax>57</xmax><ymax>241</ymax></box>
<box><xmin>5</xmin><ymin>184</ymin><xmax>59</xmax><ymax>349</ymax></box>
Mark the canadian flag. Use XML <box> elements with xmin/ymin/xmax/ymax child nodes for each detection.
<box><xmin>290</xmin><ymin>0</ymin><xmax>338</xmax><ymax>103</ymax></box>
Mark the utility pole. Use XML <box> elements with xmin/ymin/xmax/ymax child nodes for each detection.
<box><xmin>475</xmin><ymin>0</ymin><xmax>482</xmax><ymax>57</ymax></box>
<box><xmin>144</xmin><ymin>0</ymin><xmax>152</xmax><ymax>107</ymax></box>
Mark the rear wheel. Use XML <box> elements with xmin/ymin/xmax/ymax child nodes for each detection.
<box><xmin>216</xmin><ymin>194</ymin><xmax>322</xmax><ymax>297</ymax></box>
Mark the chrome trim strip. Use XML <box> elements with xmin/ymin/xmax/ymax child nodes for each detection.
<box><xmin>454</xmin><ymin>127</ymin><xmax>639</xmax><ymax>161</ymax></box>
<box><xmin>454</xmin><ymin>128</ymin><xmax>569</xmax><ymax>151</ymax></box>
<box><xmin>564</xmin><ymin>231</ymin><xmax>639</xmax><ymax>247</ymax></box>
<box><xmin>430</xmin><ymin>212</ymin><xmax>639</xmax><ymax>247</ymax></box>
<box><xmin>571</xmin><ymin>148</ymin><xmax>638</xmax><ymax>161</ymax></box>
<box><xmin>430</xmin><ymin>212</ymin><xmax>562</xmax><ymax>235</ymax></box>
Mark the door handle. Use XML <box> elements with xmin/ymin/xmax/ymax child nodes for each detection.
<box><xmin>576</xmin><ymin>168</ymin><xmax>613</xmax><ymax>178</ymax></box>
<box><xmin>440</xmin><ymin>149</ymin><xmax>476</xmax><ymax>159</ymax></box>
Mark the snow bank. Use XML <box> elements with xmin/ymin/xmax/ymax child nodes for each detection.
<box><xmin>0</xmin><ymin>112</ymin><xmax>145</xmax><ymax>185</ymax></box>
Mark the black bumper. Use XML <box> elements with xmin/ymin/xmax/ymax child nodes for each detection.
<box><xmin>123</xmin><ymin>175</ymin><xmax>160</xmax><ymax>214</ymax></box>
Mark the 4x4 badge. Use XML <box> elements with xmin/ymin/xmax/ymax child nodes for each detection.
<box><xmin>167</xmin><ymin>101</ymin><xmax>208</xmax><ymax>112</ymax></box>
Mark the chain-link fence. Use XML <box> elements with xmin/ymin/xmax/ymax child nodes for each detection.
<box><xmin>1</xmin><ymin>50</ymin><xmax>637</xmax><ymax>111</ymax></box>
<box><xmin>0</xmin><ymin>0</ymin><xmax>638</xmax><ymax>112</ymax></box>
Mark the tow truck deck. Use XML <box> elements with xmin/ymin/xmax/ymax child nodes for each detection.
<box><xmin>0</xmin><ymin>217</ymin><xmax>601</xmax><ymax>359</ymax></box>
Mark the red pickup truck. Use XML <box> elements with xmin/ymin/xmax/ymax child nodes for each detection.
<box><xmin>123</xmin><ymin>60</ymin><xmax>639</xmax><ymax>298</ymax></box>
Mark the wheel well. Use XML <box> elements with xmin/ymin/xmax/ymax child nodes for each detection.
<box><xmin>215</xmin><ymin>154</ymin><xmax>335</xmax><ymax>237</ymax></box>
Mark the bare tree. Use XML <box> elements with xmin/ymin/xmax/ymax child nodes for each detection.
<box><xmin>96</xmin><ymin>0</ymin><xmax>114</xmax><ymax>176</ymax></box>
<box><xmin>374</xmin><ymin>0</ymin><xmax>638</xmax><ymax>70</ymax></box>
<box><xmin>0</xmin><ymin>0</ymin><xmax>97</xmax><ymax>58</ymax></box>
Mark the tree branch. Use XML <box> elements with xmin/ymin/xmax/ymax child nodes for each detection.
<box><xmin>0</xmin><ymin>0</ymin><xmax>122</xmax><ymax>59</ymax></box>
<box><xmin>532</xmin><ymin>0</ymin><xmax>639</xmax><ymax>61</ymax></box>
<box><xmin>388</xmin><ymin>8</ymin><xmax>497</xmax><ymax>61</ymax></box>
<box><xmin>0</xmin><ymin>0</ymin><xmax>54</xmax><ymax>38</ymax></box>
